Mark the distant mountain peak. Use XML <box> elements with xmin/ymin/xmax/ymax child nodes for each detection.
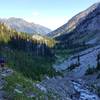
<box><xmin>0</xmin><ymin>17</ymin><xmax>51</xmax><ymax>35</ymax></box>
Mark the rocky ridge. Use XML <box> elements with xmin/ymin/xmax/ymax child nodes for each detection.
<box><xmin>49</xmin><ymin>2</ymin><xmax>100</xmax><ymax>45</ymax></box>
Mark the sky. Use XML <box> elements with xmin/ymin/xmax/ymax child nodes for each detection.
<box><xmin>0</xmin><ymin>0</ymin><xmax>99</xmax><ymax>30</ymax></box>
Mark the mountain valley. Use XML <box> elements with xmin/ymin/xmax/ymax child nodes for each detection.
<box><xmin>0</xmin><ymin>2</ymin><xmax>100</xmax><ymax>100</ymax></box>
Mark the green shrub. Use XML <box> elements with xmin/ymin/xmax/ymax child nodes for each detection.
<box><xmin>97</xmin><ymin>73</ymin><xmax>100</xmax><ymax>79</ymax></box>
<box><xmin>85</xmin><ymin>67</ymin><xmax>96</xmax><ymax>75</ymax></box>
<box><xmin>96</xmin><ymin>87</ymin><xmax>100</xmax><ymax>97</ymax></box>
<box><xmin>4</xmin><ymin>72</ymin><xmax>47</xmax><ymax>100</ymax></box>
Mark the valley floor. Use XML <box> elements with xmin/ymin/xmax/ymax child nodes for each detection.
<box><xmin>1</xmin><ymin>67</ymin><xmax>100</xmax><ymax>100</ymax></box>
<box><xmin>1</xmin><ymin>45</ymin><xmax>100</xmax><ymax>100</ymax></box>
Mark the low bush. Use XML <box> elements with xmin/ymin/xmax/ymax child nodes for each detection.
<box><xmin>85</xmin><ymin>67</ymin><xmax>96</xmax><ymax>75</ymax></box>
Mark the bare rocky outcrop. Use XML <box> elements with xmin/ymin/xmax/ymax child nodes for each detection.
<box><xmin>53</xmin><ymin>45</ymin><xmax>100</xmax><ymax>77</ymax></box>
<box><xmin>38</xmin><ymin>75</ymin><xmax>100</xmax><ymax>100</ymax></box>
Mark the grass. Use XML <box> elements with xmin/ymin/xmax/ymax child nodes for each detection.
<box><xmin>4</xmin><ymin>71</ymin><xmax>62</xmax><ymax>100</ymax></box>
<box><xmin>4</xmin><ymin>71</ymin><xmax>48</xmax><ymax>100</ymax></box>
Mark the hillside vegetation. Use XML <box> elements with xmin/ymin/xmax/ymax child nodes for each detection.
<box><xmin>0</xmin><ymin>23</ymin><xmax>59</xmax><ymax>80</ymax></box>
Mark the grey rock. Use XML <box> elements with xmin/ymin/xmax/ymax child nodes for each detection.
<box><xmin>14</xmin><ymin>89</ymin><xmax>23</xmax><ymax>94</ymax></box>
<box><xmin>36</xmin><ymin>84</ymin><xmax>47</xmax><ymax>93</ymax></box>
<box><xmin>0</xmin><ymin>91</ymin><xmax>7</xmax><ymax>100</ymax></box>
<box><xmin>1</xmin><ymin>68</ymin><xmax>13</xmax><ymax>77</ymax></box>
<box><xmin>39</xmin><ymin>75</ymin><xmax>100</xmax><ymax>100</ymax></box>
<box><xmin>26</xmin><ymin>92</ymin><xmax>36</xmax><ymax>98</ymax></box>
<box><xmin>40</xmin><ymin>77</ymin><xmax>76</xmax><ymax>99</ymax></box>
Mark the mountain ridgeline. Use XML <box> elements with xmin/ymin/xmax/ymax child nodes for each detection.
<box><xmin>49</xmin><ymin>2</ymin><xmax>100</xmax><ymax>48</ymax></box>
<box><xmin>0</xmin><ymin>17</ymin><xmax>51</xmax><ymax>35</ymax></box>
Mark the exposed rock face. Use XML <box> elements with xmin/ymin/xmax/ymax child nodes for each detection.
<box><xmin>0</xmin><ymin>17</ymin><xmax>51</xmax><ymax>35</ymax></box>
<box><xmin>39</xmin><ymin>75</ymin><xmax>100</xmax><ymax>100</ymax></box>
<box><xmin>53</xmin><ymin>45</ymin><xmax>100</xmax><ymax>77</ymax></box>
<box><xmin>39</xmin><ymin>77</ymin><xmax>76</xmax><ymax>99</ymax></box>
<box><xmin>49</xmin><ymin>2</ymin><xmax>100</xmax><ymax>44</ymax></box>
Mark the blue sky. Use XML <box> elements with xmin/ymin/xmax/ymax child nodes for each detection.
<box><xmin>0</xmin><ymin>0</ymin><xmax>99</xmax><ymax>30</ymax></box>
